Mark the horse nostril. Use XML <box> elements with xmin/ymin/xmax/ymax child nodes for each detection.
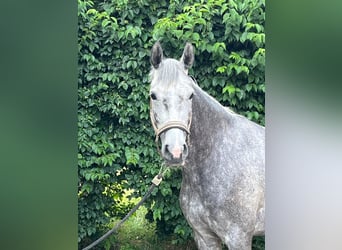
<box><xmin>183</xmin><ymin>144</ymin><xmax>188</xmax><ymax>155</ymax></box>
<box><xmin>165</xmin><ymin>144</ymin><xmax>169</xmax><ymax>153</ymax></box>
<box><xmin>164</xmin><ymin>143</ymin><xmax>187</xmax><ymax>161</ymax></box>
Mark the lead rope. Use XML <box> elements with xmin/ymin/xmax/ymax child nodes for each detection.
<box><xmin>81</xmin><ymin>164</ymin><xmax>168</xmax><ymax>250</ymax></box>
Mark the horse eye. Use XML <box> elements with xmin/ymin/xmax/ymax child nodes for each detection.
<box><xmin>189</xmin><ymin>93</ymin><xmax>194</xmax><ymax>100</ymax></box>
<box><xmin>150</xmin><ymin>92</ymin><xmax>157</xmax><ymax>100</ymax></box>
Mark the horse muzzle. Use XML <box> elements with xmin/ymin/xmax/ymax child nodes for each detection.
<box><xmin>162</xmin><ymin>137</ymin><xmax>188</xmax><ymax>166</ymax></box>
<box><xmin>153</xmin><ymin>121</ymin><xmax>190</xmax><ymax>166</ymax></box>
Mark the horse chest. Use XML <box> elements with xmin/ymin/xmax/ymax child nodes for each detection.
<box><xmin>180</xmin><ymin>170</ymin><xmax>231</xmax><ymax>223</ymax></box>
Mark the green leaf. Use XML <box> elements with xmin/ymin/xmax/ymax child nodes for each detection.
<box><xmin>222</xmin><ymin>85</ymin><xmax>236</xmax><ymax>95</ymax></box>
<box><xmin>125</xmin><ymin>147</ymin><xmax>140</xmax><ymax>165</ymax></box>
<box><xmin>192</xmin><ymin>32</ymin><xmax>200</xmax><ymax>41</ymax></box>
<box><xmin>216</xmin><ymin>66</ymin><xmax>227</xmax><ymax>73</ymax></box>
<box><xmin>102</xmin><ymin>19</ymin><xmax>110</xmax><ymax>27</ymax></box>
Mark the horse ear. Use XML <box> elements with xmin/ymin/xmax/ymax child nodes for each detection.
<box><xmin>180</xmin><ymin>43</ymin><xmax>194</xmax><ymax>70</ymax></box>
<box><xmin>151</xmin><ymin>41</ymin><xmax>163</xmax><ymax>69</ymax></box>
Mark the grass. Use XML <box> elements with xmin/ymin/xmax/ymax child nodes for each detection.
<box><xmin>104</xmin><ymin>205</ymin><xmax>197</xmax><ymax>250</ymax></box>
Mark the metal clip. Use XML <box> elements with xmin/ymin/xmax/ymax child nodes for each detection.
<box><xmin>152</xmin><ymin>175</ymin><xmax>162</xmax><ymax>186</ymax></box>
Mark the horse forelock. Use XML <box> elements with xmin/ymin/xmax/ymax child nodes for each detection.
<box><xmin>150</xmin><ymin>58</ymin><xmax>192</xmax><ymax>88</ymax></box>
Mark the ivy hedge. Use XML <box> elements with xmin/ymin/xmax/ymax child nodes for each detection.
<box><xmin>78</xmin><ymin>0</ymin><xmax>265</xmax><ymax>248</ymax></box>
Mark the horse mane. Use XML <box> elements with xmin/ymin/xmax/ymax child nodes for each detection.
<box><xmin>190</xmin><ymin>81</ymin><xmax>240</xmax><ymax>120</ymax></box>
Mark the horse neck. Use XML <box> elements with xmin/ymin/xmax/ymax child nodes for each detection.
<box><xmin>189</xmin><ymin>83</ymin><xmax>232</xmax><ymax>152</ymax></box>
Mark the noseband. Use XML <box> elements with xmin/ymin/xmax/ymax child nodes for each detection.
<box><xmin>153</xmin><ymin>120</ymin><xmax>190</xmax><ymax>138</ymax></box>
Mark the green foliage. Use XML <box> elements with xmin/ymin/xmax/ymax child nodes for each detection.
<box><xmin>106</xmin><ymin>204</ymin><xmax>198</xmax><ymax>250</ymax></box>
<box><xmin>152</xmin><ymin>0</ymin><xmax>265</xmax><ymax>125</ymax></box>
<box><xmin>78</xmin><ymin>0</ymin><xmax>264</xmax><ymax>249</ymax></box>
<box><xmin>253</xmin><ymin>236</ymin><xmax>265</xmax><ymax>250</ymax></box>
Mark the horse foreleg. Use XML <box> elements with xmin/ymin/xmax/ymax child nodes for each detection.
<box><xmin>193</xmin><ymin>230</ymin><xmax>222</xmax><ymax>250</ymax></box>
<box><xmin>223</xmin><ymin>225</ymin><xmax>253</xmax><ymax>250</ymax></box>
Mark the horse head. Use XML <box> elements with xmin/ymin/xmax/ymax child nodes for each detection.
<box><xmin>149</xmin><ymin>42</ymin><xmax>195</xmax><ymax>166</ymax></box>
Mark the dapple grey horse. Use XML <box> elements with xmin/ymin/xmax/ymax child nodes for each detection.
<box><xmin>149</xmin><ymin>42</ymin><xmax>265</xmax><ymax>250</ymax></box>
